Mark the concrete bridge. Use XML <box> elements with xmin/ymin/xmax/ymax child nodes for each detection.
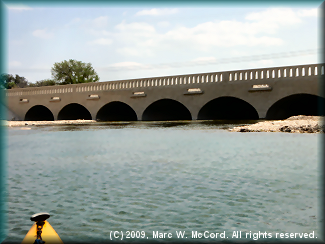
<box><xmin>5</xmin><ymin>63</ymin><xmax>325</xmax><ymax>121</ymax></box>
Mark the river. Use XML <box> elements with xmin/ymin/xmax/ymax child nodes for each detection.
<box><xmin>3</xmin><ymin>121</ymin><xmax>322</xmax><ymax>242</ymax></box>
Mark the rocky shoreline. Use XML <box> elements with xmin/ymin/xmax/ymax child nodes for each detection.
<box><xmin>230</xmin><ymin>115</ymin><xmax>324</xmax><ymax>133</ymax></box>
<box><xmin>3</xmin><ymin>115</ymin><xmax>324</xmax><ymax>133</ymax></box>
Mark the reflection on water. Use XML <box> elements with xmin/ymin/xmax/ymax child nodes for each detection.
<box><xmin>30</xmin><ymin>119</ymin><xmax>262</xmax><ymax>132</ymax></box>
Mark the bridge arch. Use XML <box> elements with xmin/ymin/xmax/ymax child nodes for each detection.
<box><xmin>142</xmin><ymin>99</ymin><xmax>192</xmax><ymax>121</ymax></box>
<box><xmin>197</xmin><ymin>96</ymin><xmax>259</xmax><ymax>120</ymax></box>
<box><xmin>25</xmin><ymin>105</ymin><xmax>54</xmax><ymax>121</ymax></box>
<box><xmin>266</xmin><ymin>93</ymin><xmax>325</xmax><ymax>120</ymax></box>
<box><xmin>96</xmin><ymin>101</ymin><xmax>137</xmax><ymax>121</ymax></box>
<box><xmin>58</xmin><ymin>103</ymin><xmax>92</xmax><ymax>120</ymax></box>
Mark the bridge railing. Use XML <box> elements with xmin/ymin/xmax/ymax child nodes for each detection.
<box><xmin>6</xmin><ymin>63</ymin><xmax>324</xmax><ymax>97</ymax></box>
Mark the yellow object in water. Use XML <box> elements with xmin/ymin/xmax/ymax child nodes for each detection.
<box><xmin>21</xmin><ymin>220</ymin><xmax>63</xmax><ymax>244</ymax></box>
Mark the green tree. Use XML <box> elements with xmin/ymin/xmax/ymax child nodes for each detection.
<box><xmin>0</xmin><ymin>73</ymin><xmax>29</xmax><ymax>89</ymax></box>
<box><xmin>51</xmin><ymin>59</ymin><xmax>99</xmax><ymax>85</ymax></box>
<box><xmin>29</xmin><ymin>79</ymin><xmax>57</xmax><ymax>87</ymax></box>
<box><xmin>14</xmin><ymin>74</ymin><xmax>29</xmax><ymax>88</ymax></box>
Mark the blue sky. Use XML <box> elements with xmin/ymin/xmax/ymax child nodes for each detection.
<box><xmin>4</xmin><ymin>1</ymin><xmax>323</xmax><ymax>83</ymax></box>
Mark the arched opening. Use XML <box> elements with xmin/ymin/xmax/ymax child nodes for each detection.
<box><xmin>25</xmin><ymin>105</ymin><xmax>54</xmax><ymax>121</ymax></box>
<box><xmin>266</xmin><ymin>94</ymin><xmax>325</xmax><ymax>120</ymax></box>
<box><xmin>197</xmin><ymin>96</ymin><xmax>259</xmax><ymax>120</ymax></box>
<box><xmin>142</xmin><ymin>99</ymin><xmax>192</xmax><ymax>121</ymax></box>
<box><xmin>96</xmin><ymin>101</ymin><xmax>137</xmax><ymax>121</ymax></box>
<box><xmin>58</xmin><ymin>103</ymin><xmax>92</xmax><ymax>120</ymax></box>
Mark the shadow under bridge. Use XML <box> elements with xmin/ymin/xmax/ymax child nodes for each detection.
<box><xmin>197</xmin><ymin>96</ymin><xmax>259</xmax><ymax>120</ymax></box>
<box><xmin>96</xmin><ymin>101</ymin><xmax>137</xmax><ymax>121</ymax></box>
<box><xmin>142</xmin><ymin>99</ymin><xmax>192</xmax><ymax>121</ymax></box>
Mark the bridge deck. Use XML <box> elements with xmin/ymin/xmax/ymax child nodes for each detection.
<box><xmin>6</xmin><ymin>63</ymin><xmax>324</xmax><ymax>97</ymax></box>
<box><xmin>5</xmin><ymin>63</ymin><xmax>325</xmax><ymax>121</ymax></box>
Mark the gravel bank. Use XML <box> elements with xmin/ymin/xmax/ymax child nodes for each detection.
<box><xmin>230</xmin><ymin>116</ymin><xmax>324</xmax><ymax>133</ymax></box>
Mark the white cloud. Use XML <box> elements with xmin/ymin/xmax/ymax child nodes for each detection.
<box><xmin>7</xmin><ymin>5</ymin><xmax>32</xmax><ymax>11</ymax></box>
<box><xmin>11</xmin><ymin>40</ymin><xmax>24</xmax><ymax>45</ymax></box>
<box><xmin>9</xmin><ymin>61</ymin><xmax>21</xmax><ymax>67</ymax></box>
<box><xmin>92</xmin><ymin>16</ymin><xmax>109</xmax><ymax>29</ymax></box>
<box><xmin>135</xmin><ymin>8</ymin><xmax>179</xmax><ymax>16</ymax></box>
<box><xmin>28</xmin><ymin>64</ymin><xmax>52</xmax><ymax>72</ymax></box>
<box><xmin>87</xmin><ymin>29</ymin><xmax>111</xmax><ymax>37</ymax></box>
<box><xmin>160</xmin><ymin>20</ymin><xmax>284</xmax><ymax>50</ymax></box>
<box><xmin>65</xmin><ymin>16</ymin><xmax>111</xmax><ymax>36</ymax></box>
<box><xmin>99</xmin><ymin>61</ymin><xmax>149</xmax><ymax>71</ymax></box>
<box><xmin>248</xmin><ymin>59</ymin><xmax>274</xmax><ymax>67</ymax></box>
<box><xmin>297</xmin><ymin>8</ymin><xmax>318</xmax><ymax>17</ymax></box>
<box><xmin>230</xmin><ymin>50</ymin><xmax>249</xmax><ymax>56</ymax></box>
<box><xmin>245</xmin><ymin>8</ymin><xmax>317</xmax><ymax>34</ymax></box>
<box><xmin>113</xmin><ymin>8</ymin><xmax>311</xmax><ymax>57</ymax></box>
<box><xmin>96</xmin><ymin>47</ymin><xmax>317</xmax><ymax>74</ymax></box>
<box><xmin>89</xmin><ymin>38</ymin><xmax>113</xmax><ymax>46</ymax></box>
<box><xmin>115</xmin><ymin>21</ymin><xmax>155</xmax><ymax>33</ymax></box>
<box><xmin>65</xmin><ymin>18</ymin><xmax>81</xmax><ymax>27</ymax></box>
<box><xmin>110</xmin><ymin>61</ymin><xmax>145</xmax><ymax>67</ymax></box>
<box><xmin>114</xmin><ymin>22</ymin><xmax>157</xmax><ymax>56</ymax></box>
<box><xmin>192</xmin><ymin>57</ymin><xmax>217</xmax><ymax>62</ymax></box>
<box><xmin>76</xmin><ymin>7</ymin><xmax>317</xmax><ymax>58</ymax></box>
<box><xmin>32</xmin><ymin>29</ymin><xmax>54</xmax><ymax>39</ymax></box>
<box><xmin>116</xmin><ymin>47</ymin><xmax>150</xmax><ymax>57</ymax></box>
<box><xmin>157</xmin><ymin>21</ymin><xmax>170</xmax><ymax>28</ymax></box>
<box><xmin>246</xmin><ymin>8</ymin><xmax>302</xmax><ymax>25</ymax></box>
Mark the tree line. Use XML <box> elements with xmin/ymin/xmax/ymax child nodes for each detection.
<box><xmin>0</xmin><ymin>59</ymin><xmax>99</xmax><ymax>89</ymax></box>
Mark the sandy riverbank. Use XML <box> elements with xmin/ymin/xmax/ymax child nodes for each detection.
<box><xmin>230</xmin><ymin>115</ymin><xmax>324</xmax><ymax>133</ymax></box>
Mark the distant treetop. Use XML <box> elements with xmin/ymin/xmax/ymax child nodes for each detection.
<box><xmin>51</xmin><ymin>59</ymin><xmax>100</xmax><ymax>85</ymax></box>
<box><xmin>0</xmin><ymin>74</ymin><xmax>29</xmax><ymax>89</ymax></box>
<box><xmin>0</xmin><ymin>59</ymin><xmax>100</xmax><ymax>89</ymax></box>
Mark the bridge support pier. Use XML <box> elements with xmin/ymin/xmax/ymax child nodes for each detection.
<box><xmin>90</xmin><ymin>112</ymin><xmax>97</xmax><ymax>121</ymax></box>
<box><xmin>256</xmin><ymin>109</ymin><xmax>267</xmax><ymax>119</ymax></box>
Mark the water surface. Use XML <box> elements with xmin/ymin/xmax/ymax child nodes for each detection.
<box><xmin>4</xmin><ymin>121</ymin><xmax>322</xmax><ymax>242</ymax></box>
